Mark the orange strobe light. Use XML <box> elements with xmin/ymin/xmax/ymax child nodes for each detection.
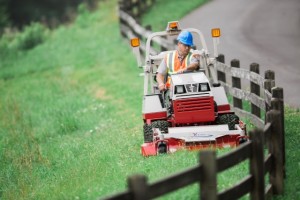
<box><xmin>131</xmin><ymin>38</ymin><xmax>140</xmax><ymax>47</ymax></box>
<box><xmin>211</xmin><ymin>28</ymin><xmax>221</xmax><ymax>38</ymax></box>
<box><xmin>169</xmin><ymin>22</ymin><xmax>178</xmax><ymax>30</ymax></box>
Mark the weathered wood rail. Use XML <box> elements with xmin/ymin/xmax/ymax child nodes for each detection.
<box><xmin>215</xmin><ymin>55</ymin><xmax>281</xmax><ymax>129</ymax></box>
<box><xmin>99</xmin><ymin>1</ymin><xmax>286</xmax><ymax>199</ymax></box>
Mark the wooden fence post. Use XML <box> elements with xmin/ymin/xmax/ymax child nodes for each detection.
<box><xmin>264</xmin><ymin>70</ymin><xmax>275</xmax><ymax>114</ymax></box>
<box><xmin>127</xmin><ymin>174</ymin><xmax>149</xmax><ymax>200</ymax></box>
<box><xmin>264</xmin><ymin>70</ymin><xmax>275</xmax><ymax>80</ymax></box>
<box><xmin>231</xmin><ymin>59</ymin><xmax>243</xmax><ymax>109</ymax></box>
<box><xmin>250</xmin><ymin>63</ymin><xmax>261</xmax><ymax>118</ymax></box>
<box><xmin>249</xmin><ymin>129</ymin><xmax>264</xmax><ymax>200</ymax></box>
<box><xmin>271</xmin><ymin>87</ymin><xmax>285</xmax><ymax>179</ymax></box>
<box><xmin>266</xmin><ymin>110</ymin><xmax>284</xmax><ymax>195</ymax></box>
<box><xmin>137</xmin><ymin>0</ymin><xmax>144</xmax><ymax>15</ymax></box>
<box><xmin>199</xmin><ymin>150</ymin><xmax>217</xmax><ymax>200</ymax></box>
<box><xmin>118</xmin><ymin>0</ymin><xmax>126</xmax><ymax>38</ymax></box>
<box><xmin>130</xmin><ymin>0</ymin><xmax>137</xmax><ymax>18</ymax></box>
<box><xmin>217</xmin><ymin>54</ymin><xmax>226</xmax><ymax>84</ymax></box>
<box><xmin>145</xmin><ymin>0</ymin><xmax>151</xmax><ymax>8</ymax></box>
<box><xmin>124</xmin><ymin>0</ymin><xmax>132</xmax><ymax>14</ymax></box>
<box><xmin>118</xmin><ymin>0</ymin><xmax>125</xmax><ymax>11</ymax></box>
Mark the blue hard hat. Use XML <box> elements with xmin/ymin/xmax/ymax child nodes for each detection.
<box><xmin>177</xmin><ymin>30</ymin><xmax>193</xmax><ymax>46</ymax></box>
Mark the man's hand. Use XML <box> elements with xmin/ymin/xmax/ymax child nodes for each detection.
<box><xmin>192</xmin><ymin>53</ymin><xmax>201</xmax><ymax>60</ymax></box>
<box><xmin>178</xmin><ymin>69</ymin><xmax>186</xmax><ymax>73</ymax></box>
<box><xmin>158</xmin><ymin>83</ymin><xmax>166</xmax><ymax>91</ymax></box>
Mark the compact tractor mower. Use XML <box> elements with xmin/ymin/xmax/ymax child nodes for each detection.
<box><xmin>130</xmin><ymin>21</ymin><xmax>247</xmax><ymax>156</ymax></box>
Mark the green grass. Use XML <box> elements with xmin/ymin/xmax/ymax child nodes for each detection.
<box><xmin>0</xmin><ymin>0</ymin><xmax>299</xmax><ymax>199</ymax></box>
<box><xmin>274</xmin><ymin>107</ymin><xmax>300</xmax><ymax>200</ymax></box>
<box><xmin>141</xmin><ymin>0</ymin><xmax>208</xmax><ymax>31</ymax></box>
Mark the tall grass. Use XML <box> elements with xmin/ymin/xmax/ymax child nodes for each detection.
<box><xmin>0</xmin><ymin>0</ymin><xmax>299</xmax><ymax>199</ymax></box>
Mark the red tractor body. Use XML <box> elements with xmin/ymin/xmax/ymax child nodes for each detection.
<box><xmin>172</xmin><ymin>96</ymin><xmax>215</xmax><ymax>124</ymax></box>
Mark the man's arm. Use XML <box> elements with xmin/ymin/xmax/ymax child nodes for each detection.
<box><xmin>156</xmin><ymin>56</ymin><xmax>168</xmax><ymax>91</ymax></box>
<box><xmin>188</xmin><ymin>53</ymin><xmax>201</xmax><ymax>71</ymax></box>
<box><xmin>178</xmin><ymin>54</ymin><xmax>200</xmax><ymax>73</ymax></box>
<box><xmin>186</xmin><ymin>62</ymin><xmax>199</xmax><ymax>71</ymax></box>
<box><xmin>178</xmin><ymin>61</ymin><xmax>199</xmax><ymax>73</ymax></box>
<box><xmin>156</xmin><ymin>73</ymin><xmax>166</xmax><ymax>91</ymax></box>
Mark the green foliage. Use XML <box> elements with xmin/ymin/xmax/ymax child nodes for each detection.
<box><xmin>75</xmin><ymin>3</ymin><xmax>91</xmax><ymax>28</ymax></box>
<box><xmin>273</xmin><ymin>107</ymin><xmax>300</xmax><ymax>200</ymax></box>
<box><xmin>0</xmin><ymin>0</ymin><xmax>98</xmax><ymax>29</ymax></box>
<box><xmin>0</xmin><ymin>22</ymin><xmax>48</xmax><ymax>55</ymax></box>
<box><xmin>0</xmin><ymin>1</ymin><xmax>9</xmax><ymax>33</ymax></box>
<box><xmin>0</xmin><ymin>29</ymin><xmax>15</xmax><ymax>55</ymax></box>
<box><xmin>78</xmin><ymin>3</ymin><xmax>89</xmax><ymax>15</ymax></box>
<box><xmin>15</xmin><ymin>22</ymin><xmax>48</xmax><ymax>50</ymax></box>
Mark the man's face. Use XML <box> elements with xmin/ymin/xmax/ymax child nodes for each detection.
<box><xmin>178</xmin><ymin>42</ymin><xmax>191</xmax><ymax>56</ymax></box>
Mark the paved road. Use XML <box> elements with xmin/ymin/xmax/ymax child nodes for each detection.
<box><xmin>180</xmin><ymin>0</ymin><xmax>300</xmax><ymax>108</ymax></box>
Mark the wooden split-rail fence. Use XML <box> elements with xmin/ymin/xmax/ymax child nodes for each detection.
<box><xmin>99</xmin><ymin>1</ymin><xmax>286</xmax><ymax>199</ymax></box>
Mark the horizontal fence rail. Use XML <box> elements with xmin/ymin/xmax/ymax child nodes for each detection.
<box><xmin>215</xmin><ymin>55</ymin><xmax>279</xmax><ymax>129</ymax></box>
<box><xmin>100</xmin><ymin>1</ymin><xmax>286</xmax><ymax>199</ymax></box>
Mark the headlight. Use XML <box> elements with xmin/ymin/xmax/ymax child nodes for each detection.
<box><xmin>199</xmin><ymin>83</ymin><xmax>209</xmax><ymax>92</ymax></box>
<box><xmin>175</xmin><ymin>85</ymin><xmax>185</xmax><ymax>94</ymax></box>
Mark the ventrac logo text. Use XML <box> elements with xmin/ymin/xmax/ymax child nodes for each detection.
<box><xmin>186</xmin><ymin>84</ymin><xmax>198</xmax><ymax>93</ymax></box>
<box><xmin>192</xmin><ymin>133</ymin><xmax>213</xmax><ymax>137</ymax></box>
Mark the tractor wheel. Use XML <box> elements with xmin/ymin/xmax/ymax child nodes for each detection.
<box><xmin>158</xmin><ymin>142</ymin><xmax>167</xmax><ymax>154</ymax></box>
<box><xmin>217</xmin><ymin>114</ymin><xmax>239</xmax><ymax>130</ymax></box>
<box><xmin>143</xmin><ymin>124</ymin><xmax>153</xmax><ymax>143</ymax></box>
<box><xmin>143</xmin><ymin>120</ymin><xmax>169</xmax><ymax>143</ymax></box>
<box><xmin>151</xmin><ymin>120</ymin><xmax>169</xmax><ymax>133</ymax></box>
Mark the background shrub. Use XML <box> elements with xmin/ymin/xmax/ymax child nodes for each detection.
<box><xmin>0</xmin><ymin>22</ymin><xmax>48</xmax><ymax>53</ymax></box>
<box><xmin>15</xmin><ymin>22</ymin><xmax>48</xmax><ymax>50</ymax></box>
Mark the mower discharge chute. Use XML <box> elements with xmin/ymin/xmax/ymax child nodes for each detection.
<box><xmin>130</xmin><ymin>21</ymin><xmax>247</xmax><ymax>156</ymax></box>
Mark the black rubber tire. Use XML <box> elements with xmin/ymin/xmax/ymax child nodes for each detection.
<box><xmin>239</xmin><ymin>137</ymin><xmax>248</xmax><ymax>144</ymax></box>
<box><xmin>217</xmin><ymin>114</ymin><xmax>239</xmax><ymax>130</ymax></box>
<box><xmin>143</xmin><ymin>120</ymin><xmax>169</xmax><ymax>143</ymax></box>
<box><xmin>151</xmin><ymin>120</ymin><xmax>169</xmax><ymax>133</ymax></box>
<box><xmin>158</xmin><ymin>142</ymin><xmax>167</xmax><ymax>154</ymax></box>
<box><xmin>143</xmin><ymin>123</ymin><xmax>153</xmax><ymax>143</ymax></box>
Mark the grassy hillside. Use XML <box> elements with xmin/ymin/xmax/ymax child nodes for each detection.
<box><xmin>0</xmin><ymin>0</ymin><xmax>299</xmax><ymax>199</ymax></box>
<box><xmin>0</xmin><ymin>1</ymin><xmax>141</xmax><ymax>199</ymax></box>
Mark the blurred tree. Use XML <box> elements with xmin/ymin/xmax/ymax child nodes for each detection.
<box><xmin>3</xmin><ymin>0</ymin><xmax>97</xmax><ymax>29</ymax></box>
<box><xmin>0</xmin><ymin>0</ymin><xmax>10</xmax><ymax>33</ymax></box>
